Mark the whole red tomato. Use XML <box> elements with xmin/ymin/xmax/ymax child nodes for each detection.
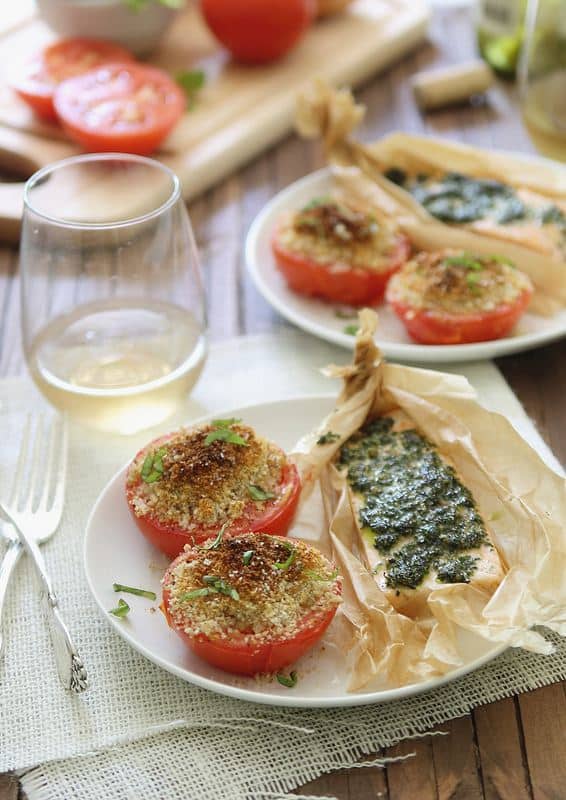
<box><xmin>201</xmin><ymin>0</ymin><xmax>316</xmax><ymax>64</ymax></box>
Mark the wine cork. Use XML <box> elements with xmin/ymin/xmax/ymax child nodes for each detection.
<box><xmin>411</xmin><ymin>60</ymin><xmax>495</xmax><ymax>111</ymax></box>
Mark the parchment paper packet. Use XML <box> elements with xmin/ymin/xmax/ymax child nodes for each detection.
<box><xmin>291</xmin><ymin>310</ymin><xmax>566</xmax><ymax>692</ymax></box>
<box><xmin>295</xmin><ymin>80</ymin><xmax>566</xmax><ymax>314</ymax></box>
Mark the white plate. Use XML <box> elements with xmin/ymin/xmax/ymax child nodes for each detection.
<box><xmin>245</xmin><ymin>168</ymin><xmax>566</xmax><ymax>363</ymax></box>
<box><xmin>85</xmin><ymin>395</ymin><xmax>506</xmax><ymax>708</ymax></box>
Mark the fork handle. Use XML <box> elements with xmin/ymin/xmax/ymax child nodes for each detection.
<box><xmin>3</xmin><ymin>518</ymin><xmax>88</xmax><ymax>693</ymax></box>
<box><xmin>42</xmin><ymin>592</ymin><xmax>88</xmax><ymax>693</ymax></box>
<box><xmin>0</xmin><ymin>537</ymin><xmax>23</xmax><ymax>661</ymax></box>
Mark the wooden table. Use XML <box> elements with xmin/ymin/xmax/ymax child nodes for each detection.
<box><xmin>1</xmin><ymin>4</ymin><xmax>565</xmax><ymax>799</ymax></box>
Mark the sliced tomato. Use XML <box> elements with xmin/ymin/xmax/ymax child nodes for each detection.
<box><xmin>272</xmin><ymin>231</ymin><xmax>411</xmax><ymax>306</ymax></box>
<box><xmin>13</xmin><ymin>38</ymin><xmax>134</xmax><ymax>121</ymax></box>
<box><xmin>388</xmin><ymin>288</ymin><xmax>533</xmax><ymax>345</ymax></box>
<box><xmin>161</xmin><ymin>534</ymin><xmax>341</xmax><ymax>676</ymax></box>
<box><xmin>126</xmin><ymin>434</ymin><xmax>301</xmax><ymax>559</ymax></box>
<box><xmin>54</xmin><ymin>62</ymin><xmax>185</xmax><ymax>155</ymax></box>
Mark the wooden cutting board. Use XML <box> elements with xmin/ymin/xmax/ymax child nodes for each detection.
<box><xmin>0</xmin><ymin>0</ymin><xmax>429</xmax><ymax>242</ymax></box>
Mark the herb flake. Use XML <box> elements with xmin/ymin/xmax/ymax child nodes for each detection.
<box><xmin>204</xmin><ymin>419</ymin><xmax>248</xmax><ymax>447</ymax></box>
<box><xmin>443</xmin><ymin>254</ymin><xmax>484</xmax><ymax>271</ymax></box>
<box><xmin>274</xmin><ymin>543</ymin><xmax>296</xmax><ymax>571</ymax></box>
<box><xmin>141</xmin><ymin>447</ymin><xmax>166</xmax><ymax>483</ymax></box>
<box><xmin>276</xmin><ymin>671</ymin><xmax>298</xmax><ymax>688</ymax></box>
<box><xmin>242</xmin><ymin>550</ymin><xmax>254</xmax><ymax>565</ymax></box>
<box><xmin>176</xmin><ymin>69</ymin><xmax>206</xmax><ymax>109</ymax></box>
<box><xmin>304</xmin><ymin>568</ymin><xmax>339</xmax><ymax>582</ymax></box>
<box><xmin>248</xmin><ymin>484</ymin><xmax>276</xmax><ymax>501</ymax></box>
<box><xmin>317</xmin><ymin>431</ymin><xmax>340</xmax><ymax>446</ymax></box>
<box><xmin>201</xmin><ymin>522</ymin><xmax>228</xmax><ymax>551</ymax></box>
<box><xmin>343</xmin><ymin>324</ymin><xmax>359</xmax><ymax>336</ymax></box>
<box><xmin>109</xmin><ymin>598</ymin><xmax>130</xmax><ymax>618</ymax></box>
<box><xmin>113</xmin><ymin>583</ymin><xmax>157</xmax><ymax>600</ymax></box>
<box><xmin>202</xmin><ymin>575</ymin><xmax>240</xmax><ymax>601</ymax></box>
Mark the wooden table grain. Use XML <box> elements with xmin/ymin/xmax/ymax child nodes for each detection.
<box><xmin>1</xmin><ymin>5</ymin><xmax>565</xmax><ymax>799</ymax></box>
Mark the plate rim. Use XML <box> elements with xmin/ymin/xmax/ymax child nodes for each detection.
<box><xmin>84</xmin><ymin>393</ymin><xmax>507</xmax><ymax>708</ymax></box>
<box><xmin>245</xmin><ymin>167</ymin><xmax>566</xmax><ymax>363</ymax></box>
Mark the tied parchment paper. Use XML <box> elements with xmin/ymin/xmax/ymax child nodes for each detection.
<box><xmin>291</xmin><ymin>310</ymin><xmax>566</xmax><ymax>692</ymax></box>
<box><xmin>295</xmin><ymin>80</ymin><xmax>566</xmax><ymax>314</ymax></box>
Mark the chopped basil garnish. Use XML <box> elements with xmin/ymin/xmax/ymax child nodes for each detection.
<box><xmin>343</xmin><ymin>324</ymin><xmax>359</xmax><ymax>336</ymax></box>
<box><xmin>334</xmin><ymin>308</ymin><xmax>357</xmax><ymax>320</ymax></box>
<box><xmin>212</xmin><ymin>417</ymin><xmax>242</xmax><ymax>428</ymax></box>
<box><xmin>242</xmin><ymin>550</ymin><xmax>254</xmax><ymax>565</ymax></box>
<box><xmin>141</xmin><ymin>447</ymin><xmax>166</xmax><ymax>483</ymax></box>
<box><xmin>276</xmin><ymin>671</ymin><xmax>298</xmax><ymax>688</ymax></box>
<box><xmin>112</xmin><ymin>583</ymin><xmax>157</xmax><ymax>601</ymax></box>
<box><xmin>489</xmin><ymin>253</ymin><xmax>514</xmax><ymax>266</ymax></box>
<box><xmin>202</xmin><ymin>575</ymin><xmax>240</xmax><ymax>601</ymax></box>
<box><xmin>109</xmin><ymin>598</ymin><xmax>130</xmax><ymax>618</ymax></box>
<box><xmin>248</xmin><ymin>484</ymin><xmax>276</xmax><ymax>501</ymax></box>
<box><xmin>205</xmin><ymin>418</ymin><xmax>248</xmax><ymax>447</ymax></box>
<box><xmin>181</xmin><ymin>587</ymin><xmax>216</xmax><ymax>601</ymax></box>
<box><xmin>201</xmin><ymin>522</ymin><xmax>228</xmax><ymax>551</ymax></box>
<box><xmin>176</xmin><ymin>69</ymin><xmax>206</xmax><ymax>109</ymax></box>
<box><xmin>274</xmin><ymin>543</ymin><xmax>296</xmax><ymax>571</ymax></box>
<box><xmin>317</xmin><ymin>431</ymin><xmax>340</xmax><ymax>445</ymax></box>
<box><xmin>443</xmin><ymin>254</ymin><xmax>484</xmax><ymax>271</ymax></box>
<box><xmin>181</xmin><ymin>576</ymin><xmax>240</xmax><ymax>602</ymax></box>
<box><xmin>301</xmin><ymin>196</ymin><xmax>331</xmax><ymax>211</ymax></box>
<box><xmin>304</xmin><ymin>568</ymin><xmax>339</xmax><ymax>582</ymax></box>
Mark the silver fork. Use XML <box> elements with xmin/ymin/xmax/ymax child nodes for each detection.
<box><xmin>0</xmin><ymin>414</ymin><xmax>87</xmax><ymax>693</ymax></box>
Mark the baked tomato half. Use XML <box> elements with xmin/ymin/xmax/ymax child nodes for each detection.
<box><xmin>386</xmin><ymin>250</ymin><xmax>533</xmax><ymax>345</ymax></box>
<box><xmin>126</xmin><ymin>420</ymin><xmax>301</xmax><ymax>558</ymax></box>
<box><xmin>162</xmin><ymin>532</ymin><xmax>341</xmax><ymax>676</ymax></box>
<box><xmin>53</xmin><ymin>62</ymin><xmax>185</xmax><ymax>154</ymax></box>
<box><xmin>13</xmin><ymin>38</ymin><xmax>134</xmax><ymax>121</ymax></box>
<box><xmin>272</xmin><ymin>198</ymin><xmax>411</xmax><ymax>306</ymax></box>
<box><xmin>201</xmin><ymin>0</ymin><xmax>315</xmax><ymax>64</ymax></box>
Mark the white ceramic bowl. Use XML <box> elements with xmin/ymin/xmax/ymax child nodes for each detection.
<box><xmin>36</xmin><ymin>0</ymin><xmax>180</xmax><ymax>56</ymax></box>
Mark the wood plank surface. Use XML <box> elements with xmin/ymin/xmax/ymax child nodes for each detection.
<box><xmin>1</xmin><ymin>4</ymin><xmax>566</xmax><ymax>800</ymax></box>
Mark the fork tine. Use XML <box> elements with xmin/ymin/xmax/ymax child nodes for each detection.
<box><xmin>10</xmin><ymin>414</ymin><xmax>32</xmax><ymax>509</ymax></box>
<box><xmin>49</xmin><ymin>417</ymin><xmax>68</xmax><ymax>516</ymax></box>
<box><xmin>37</xmin><ymin>416</ymin><xmax>58</xmax><ymax>513</ymax></box>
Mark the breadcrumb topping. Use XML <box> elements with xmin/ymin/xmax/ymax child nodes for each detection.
<box><xmin>277</xmin><ymin>198</ymin><xmax>400</xmax><ymax>273</ymax></box>
<box><xmin>387</xmin><ymin>250</ymin><xmax>532</xmax><ymax>314</ymax></box>
<box><xmin>127</xmin><ymin>424</ymin><xmax>287</xmax><ymax>530</ymax></box>
<box><xmin>165</xmin><ymin>534</ymin><xmax>341</xmax><ymax>643</ymax></box>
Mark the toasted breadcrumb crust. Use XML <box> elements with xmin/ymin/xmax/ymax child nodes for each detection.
<box><xmin>166</xmin><ymin>534</ymin><xmax>341</xmax><ymax>643</ymax></box>
<box><xmin>127</xmin><ymin>425</ymin><xmax>287</xmax><ymax>530</ymax></box>
<box><xmin>277</xmin><ymin>199</ymin><xmax>400</xmax><ymax>273</ymax></box>
<box><xmin>387</xmin><ymin>250</ymin><xmax>532</xmax><ymax>315</ymax></box>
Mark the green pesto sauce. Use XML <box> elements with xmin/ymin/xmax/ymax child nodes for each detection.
<box><xmin>384</xmin><ymin>168</ymin><xmax>566</xmax><ymax>236</ymax></box>
<box><xmin>338</xmin><ymin>418</ymin><xmax>486</xmax><ymax>590</ymax></box>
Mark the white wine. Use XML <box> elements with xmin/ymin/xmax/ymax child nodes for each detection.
<box><xmin>522</xmin><ymin>70</ymin><xmax>566</xmax><ymax>161</ymax></box>
<box><xmin>28</xmin><ymin>299</ymin><xmax>206</xmax><ymax>434</ymax></box>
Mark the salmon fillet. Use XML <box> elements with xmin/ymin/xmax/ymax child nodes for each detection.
<box><xmin>336</xmin><ymin>409</ymin><xmax>504</xmax><ymax>619</ymax></box>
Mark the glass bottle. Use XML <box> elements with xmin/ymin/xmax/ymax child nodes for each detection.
<box><xmin>476</xmin><ymin>0</ymin><xmax>526</xmax><ymax>77</ymax></box>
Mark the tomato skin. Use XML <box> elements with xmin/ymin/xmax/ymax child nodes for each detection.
<box><xmin>13</xmin><ymin>38</ymin><xmax>134</xmax><ymax>121</ymax></box>
<box><xmin>126</xmin><ymin>435</ymin><xmax>301</xmax><ymax>559</ymax></box>
<box><xmin>162</xmin><ymin>544</ymin><xmax>341</xmax><ymax>676</ymax></box>
<box><xmin>201</xmin><ymin>0</ymin><xmax>316</xmax><ymax>64</ymax></box>
<box><xmin>54</xmin><ymin>62</ymin><xmax>185</xmax><ymax>155</ymax></box>
<box><xmin>387</xmin><ymin>288</ymin><xmax>533</xmax><ymax>345</ymax></box>
<box><xmin>272</xmin><ymin>231</ymin><xmax>411</xmax><ymax>306</ymax></box>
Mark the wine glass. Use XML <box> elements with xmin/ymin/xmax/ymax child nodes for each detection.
<box><xmin>20</xmin><ymin>153</ymin><xmax>207</xmax><ymax>434</ymax></box>
<box><xmin>519</xmin><ymin>0</ymin><xmax>566</xmax><ymax>161</ymax></box>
